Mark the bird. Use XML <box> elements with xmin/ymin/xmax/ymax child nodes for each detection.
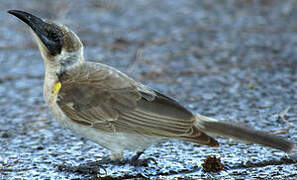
<box><xmin>8</xmin><ymin>10</ymin><xmax>295</xmax><ymax>168</ymax></box>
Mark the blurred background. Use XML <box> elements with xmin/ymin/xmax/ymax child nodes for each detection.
<box><xmin>0</xmin><ymin>0</ymin><xmax>297</xmax><ymax>179</ymax></box>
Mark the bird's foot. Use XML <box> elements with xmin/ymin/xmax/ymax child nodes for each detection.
<box><xmin>55</xmin><ymin>160</ymin><xmax>107</xmax><ymax>174</ymax></box>
<box><xmin>126</xmin><ymin>157</ymin><xmax>157</xmax><ymax>166</ymax></box>
<box><xmin>55</xmin><ymin>152</ymin><xmax>157</xmax><ymax>174</ymax></box>
<box><xmin>99</xmin><ymin>156</ymin><xmax>157</xmax><ymax>166</ymax></box>
<box><xmin>124</xmin><ymin>152</ymin><xmax>157</xmax><ymax>167</ymax></box>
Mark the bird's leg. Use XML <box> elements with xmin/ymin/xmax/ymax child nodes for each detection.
<box><xmin>131</xmin><ymin>151</ymin><xmax>144</xmax><ymax>161</ymax></box>
<box><xmin>127</xmin><ymin>151</ymin><xmax>157</xmax><ymax>166</ymax></box>
<box><xmin>109</xmin><ymin>151</ymin><xmax>124</xmax><ymax>163</ymax></box>
<box><xmin>104</xmin><ymin>151</ymin><xmax>157</xmax><ymax>166</ymax></box>
<box><xmin>56</xmin><ymin>151</ymin><xmax>156</xmax><ymax>173</ymax></box>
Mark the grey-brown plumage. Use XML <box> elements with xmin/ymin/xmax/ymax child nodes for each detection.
<box><xmin>8</xmin><ymin>10</ymin><xmax>295</xmax><ymax>164</ymax></box>
<box><xmin>56</xmin><ymin>62</ymin><xmax>219</xmax><ymax>147</ymax></box>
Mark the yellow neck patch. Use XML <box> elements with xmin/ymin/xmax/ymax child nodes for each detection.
<box><xmin>52</xmin><ymin>82</ymin><xmax>62</xmax><ymax>98</ymax></box>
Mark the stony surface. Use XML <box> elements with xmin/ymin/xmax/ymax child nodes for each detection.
<box><xmin>0</xmin><ymin>0</ymin><xmax>296</xmax><ymax>179</ymax></box>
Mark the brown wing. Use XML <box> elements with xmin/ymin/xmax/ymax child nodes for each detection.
<box><xmin>57</xmin><ymin>62</ymin><xmax>218</xmax><ymax>146</ymax></box>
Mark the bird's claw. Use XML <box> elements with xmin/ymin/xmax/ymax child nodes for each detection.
<box><xmin>129</xmin><ymin>157</ymin><xmax>157</xmax><ymax>166</ymax></box>
<box><xmin>55</xmin><ymin>161</ymin><xmax>107</xmax><ymax>174</ymax></box>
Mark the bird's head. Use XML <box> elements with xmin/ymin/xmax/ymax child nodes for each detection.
<box><xmin>8</xmin><ymin>10</ymin><xmax>84</xmax><ymax>74</ymax></box>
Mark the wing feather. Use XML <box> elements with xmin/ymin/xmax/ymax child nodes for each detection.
<box><xmin>56</xmin><ymin>62</ymin><xmax>218</xmax><ymax>146</ymax></box>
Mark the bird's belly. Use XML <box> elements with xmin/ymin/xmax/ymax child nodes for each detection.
<box><xmin>69</xmin><ymin>124</ymin><xmax>163</xmax><ymax>152</ymax></box>
<box><xmin>49</xmin><ymin>101</ymin><xmax>164</xmax><ymax>153</ymax></box>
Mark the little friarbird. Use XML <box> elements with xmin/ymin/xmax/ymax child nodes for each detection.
<box><xmin>8</xmin><ymin>10</ymin><xmax>295</xmax><ymax>166</ymax></box>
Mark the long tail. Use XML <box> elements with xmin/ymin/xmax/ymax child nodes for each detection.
<box><xmin>195</xmin><ymin>114</ymin><xmax>295</xmax><ymax>153</ymax></box>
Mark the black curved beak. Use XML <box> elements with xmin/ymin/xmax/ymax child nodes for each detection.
<box><xmin>8</xmin><ymin>10</ymin><xmax>62</xmax><ymax>55</ymax></box>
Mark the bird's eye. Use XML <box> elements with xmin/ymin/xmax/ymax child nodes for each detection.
<box><xmin>49</xmin><ymin>31</ymin><xmax>59</xmax><ymax>42</ymax></box>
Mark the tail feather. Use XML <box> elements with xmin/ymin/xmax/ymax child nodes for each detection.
<box><xmin>180</xmin><ymin>126</ymin><xmax>219</xmax><ymax>147</ymax></box>
<box><xmin>195</xmin><ymin>114</ymin><xmax>295</xmax><ymax>153</ymax></box>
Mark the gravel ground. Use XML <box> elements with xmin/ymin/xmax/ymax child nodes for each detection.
<box><xmin>0</xmin><ymin>0</ymin><xmax>297</xmax><ymax>179</ymax></box>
